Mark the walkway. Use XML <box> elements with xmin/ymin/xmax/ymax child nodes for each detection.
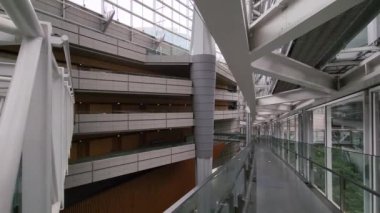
<box><xmin>253</xmin><ymin>143</ymin><xmax>334</xmax><ymax>213</ymax></box>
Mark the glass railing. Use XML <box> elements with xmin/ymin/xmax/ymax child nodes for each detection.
<box><xmin>214</xmin><ymin>133</ymin><xmax>246</xmax><ymax>141</ymax></box>
<box><xmin>261</xmin><ymin>136</ymin><xmax>380</xmax><ymax>213</ymax></box>
<box><xmin>165</xmin><ymin>139</ymin><xmax>255</xmax><ymax>213</ymax></box>
<box><xmin>69</xmin><ymin>140</ymin><xmax>194</xmax><ymax>164</ymax></box>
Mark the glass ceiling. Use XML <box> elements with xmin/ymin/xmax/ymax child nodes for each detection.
<box><xmin>69</xmin><ymin>0</ymin><xmax>194</xmax><ymax>50</ymax></box>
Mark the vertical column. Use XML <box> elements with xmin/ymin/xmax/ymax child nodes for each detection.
<box><xmin>363</xmin><ymin>91</ymin><xmax>372</xmax><ymax>213</ymax></box>
<box><xmin>245</xmin><ymin>107</ymin><xmax>251</xmax><ymax>146</ymax></box>
<box><xmin>191</xmin><ymin>7</ymin><xmax>216</xmax><ymax>184</ymax></box>
<box><xmin>22</xmin><ymin>26</ymin><xmax>53</xmax><ymax>213</ymax></box>
<box><xmin>302</xmin><ymin>110</ymin><xmax>313</xmax><ymax>183</ymax></box>
<box><xmin>191</xmin><ymin>54</ymin><xmax>216</xmax><ymax>183</ymax></box>
<box><xmin>373</xmin><ymin>92</ymin><xmax>380</xmax><ymax>213</ymax></box>
<box><xmin>368</xmin><ymin>15</ymin><xmax>380</xmax><ymax>45</ymax></box>
<box><xmin>0</xmin><ymin>97</ymin><xmax>4</xmax><ymax>115</ymax></box>
<box><xmin>326</xmin><ymin>106</ymin><xmax>333</xmax><ymax>201</ymax></box>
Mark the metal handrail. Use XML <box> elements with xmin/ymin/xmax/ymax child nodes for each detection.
<box><xmin>0</xmin><ymin>0</ymin><xmax>43</xmax><ymax>37</ymax></box>
<box><xmin>268</xmin><ymin>138</ymin><xmax>380</xmax><ymax>197</ymax></box>
<box><xmin>165</xmin><ymin>141</ymin><xmax>253</xmax><ymax>212</ymax></box>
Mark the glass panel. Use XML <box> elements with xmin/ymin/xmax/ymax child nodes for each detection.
<box><xmin>344</xmin><ymin>181</ymin><xmax>364</xmax><ymax>213</ymax></box>
<box><xmin>119</xmin><ymin>0</ymin><xmax>131</xmax><ymax>10</ymax></box>
<box><xmin>330</xmin><ymin>95</ymin><xmax>364</xmax><ymax>151</ymax></box>
<box><xmin>142</xmin><ymin>0</ymin><xmax>153</xmax><ymax>8</ymax></box>
<box><xmin>289</xmin><ymin>116</ymin><xmax>297</xmax><ymax>141</ymax></box>
<box><xmin>289</xmin><ymin>143</ymin><xmax>297</xmax><ymax>168</ymax></box>
<box><xmin>312</xmin><ymin>107</ymin><xmax>326</xmax><ymax>144</ymax></box>
<box><xmin>375</xmin><ymin>194</ymin><xmax>380</xmax><ymax>213</ymax></box>
<box><xmin>118</xmin><ymin>10</ymin><xmax>131</xmax><ymax>26</ymax></box>
<box><xmin>171</xmin><ymin>140</ymin><xmax>252</xmax><ymax>212</ymax></box>
<box><xmin>132</xmin><ymin>1</ymin><xmax>143</xmax><ymax>16</ymax></box>
<box><xmin>143</xmin><ymin>6</ymin><xmax>154</xmax><ymax>22</ymax></box>
<box><xmin>331</xmin><ymin>171</ymin><xmax>341</xmax><ymax>207</ymax></box>
<box><xmin>312</xmin><ymin>164</ymin><xmax>326</xmax><ymax>194</ymax></box>
<box><xmin>266</xmin><ymin>137</ymin><xmax>377</xmax><ymax>213</ymax></box>
<box><xmin>69</xmin><ymin>0</ymin><xmax>84</xmax><ymax>6</ymax></box>
<box><xmin>132</xmin><ymin>15</ymin><xmax>143</xmax><ymax>30</ymax></box>
<box><xmin>84</xmin><ymin>0</ymin><xmax>102</xmax><ymax>13</ymax></box>
<box><xmin>328</xmin><ymin>95</ymin><xmax>365</xmax><ymax>209</ymax></box>
<box><xmin>101</xmin><ymin>0</ymin><xmax>193</xmax><ymax>51</ymax></box>
<box><xmin>312</xmin><ymin>107</ymin><xmax>326</xmax><ymax>192</ymax></box>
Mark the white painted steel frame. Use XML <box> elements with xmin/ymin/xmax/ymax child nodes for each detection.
<box><xmin>0</xmin><ymin>0</ymin><xmax>75</xmax><ymax>212</ymax></box>
<box><xmin>195</xmin><ymin>0</ymin><xmax>365</xmax><ymax>123</ymax></box>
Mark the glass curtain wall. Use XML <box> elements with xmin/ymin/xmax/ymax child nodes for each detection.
<box><xmin>261</xmin><ymin>90</ymin><xmax>380</xmax><ymax>213</ymax></box>
<box><xmin>69</xmin><ymin>0</ymin><xmax>193</xmax><ymax>49</ymax></box>
<box><xmin>327</xmin><ymin>94</ymin><xmax>368</xmax><ymax>212</ymax></box>
<box><xmin>372</xmin><ymin>89</ymin><xmax>380</xmax><ymax>212</ymax></box>
<box><xmin>289</xmin><ymin>115</ymin><xmax>298</xmax><ymax>169</ymax></box>
<box><xmin>311</xmin><ymin>107</ymin><xmax>327</xmax><ymax>194</ymax></box>
<box><xmin>280</xmin><ymin>119</ymin><xmax>288</xmax><ymax>161</ymax></box>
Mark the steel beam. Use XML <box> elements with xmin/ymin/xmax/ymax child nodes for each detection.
<box><xmin>249</xmin><ymin>0</ymin><xmax>364</xmax><ymax>58</ymax></box>
<box><xmin>252</xmin><ymin>53</ymin><xmax>336</xmax><ymax>93</ymax></box>
<box><xmin>194</xmin><ymin>0</ymin><xmax>257</xmax><ymax>113</ymax></box>
<box><xmin>256</xmin><ymin>88</ymin><xmax>329</xmax><ymax>106</ymax></box>
<box><xmin>0</xmin><ymin>0</ymin><xmax>44</xmax><ymax>37</ymax></box>
<box><xmin>256</xmin><ymin>114</ymin><xmax>277</xmax><ymax>121</ymax></box>
<box><xmin>0</xmin><ymin>31</ymin><xmax>21</xmax><ymax>45</ymax></box>
<box><xmin>256</xmin><ymin>103</ymin><xmax>291</xmax><ymax>112</ymax></box>
<box><xmin>0</xmin><ymin>62</ymin><xmax>14</xmax><ymax>77</ymax></box>
<box><xmin>0</xmin><ymin>16</ymin><xmax>19</xmax><ymax>35</ymax></box>
<box><xmin>0</xmin><ymin>37</ymin><xmax>44</xmax><ymax>212</ymax></box>
<box><xmin>340</xmin><ymin>53</ymin><xmax>380</xmax><ymax>93</ymax></box>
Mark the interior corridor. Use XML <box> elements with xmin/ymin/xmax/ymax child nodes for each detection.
<box><xmin>254</xmin><ymin>143</ymin><xmax>335</xmax><ymax>213</ymax></box>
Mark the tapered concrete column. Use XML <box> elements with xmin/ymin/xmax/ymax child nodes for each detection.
<box><xmin>191</xmin><ymin>7</ymin><xmax>216</xmax><ymax>185</ymax></box>
<box><xmin>192</xmin><ymin>54</ymin><xmax>216</xmax><ymax>183</ymax></box>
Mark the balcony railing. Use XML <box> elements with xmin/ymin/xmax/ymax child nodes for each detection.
<box><xmin>72</xmin><ymin>69</ymin><xmax>192</xmax><ymax>95</ymax></box>
<box><xmin>74</xmin><ymin>112</ymin><xmax>194</xmax><ymax>134</ymax></box>
<box><xmin>66</xmin><ymin>142</ymin><xmax>195</xmax><ymax>188</ymax></box>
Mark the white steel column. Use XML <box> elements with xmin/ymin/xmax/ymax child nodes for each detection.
<box><xmin>0</xmin><ymin>37</ymin><xmax>45</xmax><ymax>212</ymax></box>
<box><xmin>368</xmin><ymin>15</ymin><xmax>380</xmax><ymax>45</ymax></box>
<box><xmin>326</xmin><ymin>106</ymin><xmax>333</xmax><ymax>202</ymax></box>
<box><xmin>363</xmin><ymin>91</ymin><xmax>373</xmax><ymax>213</ymax></box>
<box><xmin>303</xmin><ymin>110</ymin><xmax>313</xmax><ymax>182</ymax></box>
<box><xmin>21</xmin><ymin>33</ymin><xmax>53</xmax><ymax>212</ymax></box>
<box><xmin>0</xmin><ymin>97</ymin><xmax>4</xmax><ymax>115</ymax></box>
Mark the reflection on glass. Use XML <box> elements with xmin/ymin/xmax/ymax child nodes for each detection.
<box><xmin>329</xmin><ymin>95</ymin><xmax>365</xmax><ymax>212</ymax></box>
<box><xmin>289</xmin><ymin>116</ymin><xmax>297</xmax><ymax>141</ymax></box>
<box><xmin>280</xmin><ymin>119</ymin><xmax>288</xmax><ymax>140</ymax></box>
<box><xmin>330</xmin><ymin>96</ymin><xmax>363</xmax><ymax>151</ymax></box>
